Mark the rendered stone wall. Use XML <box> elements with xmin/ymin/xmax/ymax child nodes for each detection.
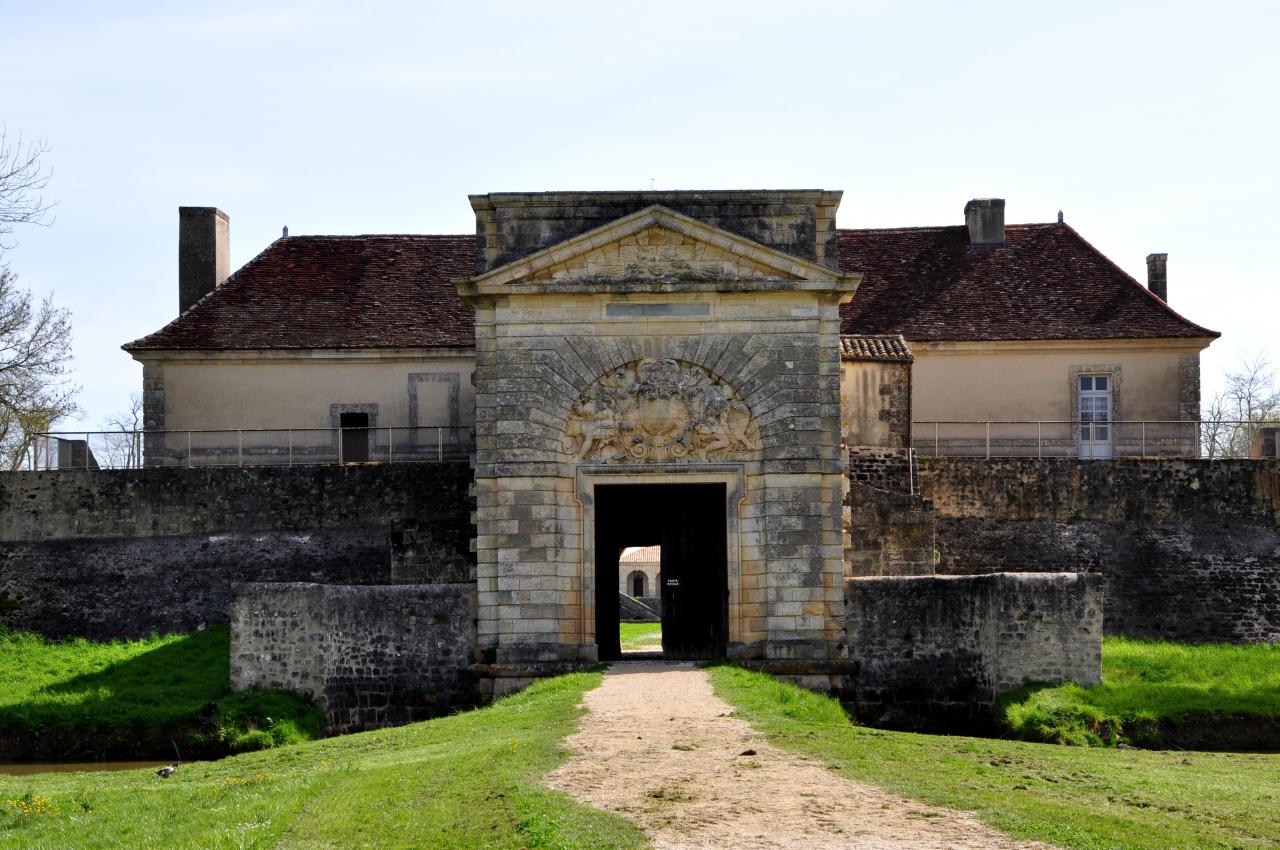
<box><xmin>918</xmin><ymin>457</ymin><xmax>1280</xmax><ymax>643</ymax></box>
<box><xmin>230</xmin><ymin>582</ymin><xmax>478</xmax><ymax>733</ymax></box>
<box><xmin>0</xmin><ymin>463</ymin><xmax>474</xmax><ymax>639</ymax></box>
<box><xmin>840</xmin><ymin>360</ymin><xmax>912</xmax><ymax>449</ymax></box>
<box><xmin>843</xmin><ymin>573</ymin><xmax>1103</xmax><ymax>728</ymax></box>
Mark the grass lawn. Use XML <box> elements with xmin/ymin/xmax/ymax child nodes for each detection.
<box><xmin>710</xmin><ymin>664</ymin><xmax>1280</xmax><ymax>850</ymax></box>
<box><xmin>0</xmin><ymin>628</ymin><xmax>321</xmax><ymax>757</ymax></box>
<box><xmin>1002</xmin><ymin>638</ymin><xmax>1280</xmax><ymax>746</ymax></box>
<box><xmin>0</xmin><ymin>671</ymin><xmax>647</xmax><ymax>850</ymax></box>
<box><xmin>619</xmin><ymin>622</ymin><xmax>661</xmax><ymax>651</ymax></box>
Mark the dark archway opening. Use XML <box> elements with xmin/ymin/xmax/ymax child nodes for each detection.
<box><xmin>595</xmin><ymin>483</ymin><xmax>728</xmax><ymax>661</ymax></box>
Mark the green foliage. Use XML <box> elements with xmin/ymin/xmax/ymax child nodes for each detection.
<box><xmin>1000</xmin><ymin>637</ymin><xmax>1280</xmax><ymax>746</ymax></box>
<box><xmin>0</xmin><ymin>627</ymin><xmax>321</xmax><ymax>756</ymax></box>
<box><xmin>0</xmin><ymin>672</ymin><xmax>648</xmax><ymax>850</ymax></box>
<box><xmin>709</xmin><ymin>663</ymin><xmax>1280</xmax><ymax>850</ymax></box>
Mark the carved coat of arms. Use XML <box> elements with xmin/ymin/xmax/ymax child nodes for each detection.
<box><xmin>564</xmin><ymin>359</ymin><xmax>761</xmax><ymax>463</ymax></box>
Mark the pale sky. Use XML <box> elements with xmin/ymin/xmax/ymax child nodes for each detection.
<box><xmin>2</xmin><ymin>0</ymin><xmax>1277</xmax><ymax>428</ymax></box>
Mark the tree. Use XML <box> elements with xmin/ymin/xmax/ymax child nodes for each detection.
<box><xmin>0</xmin><ymin>266</ymin><xmax>77</xmax><ymax>469</ymax></box>
<box><xmin>0</xmin><ymin>126</ymin><xmax>55</xmax><ymax>250</ymax></box>
<box><xmin>1201</xmin><ymin>353</ymin><xmax>1280</xmax><ymax>458</ymax></box>
<box><xmin>0</xmin><ymin>128</ymin><xmax>75</xmax><ymax>469</ymax></box>
<box><xmin>95</xmin><ymin>393</ymin><xmax>143</xmax><ymax>468</ymax></box>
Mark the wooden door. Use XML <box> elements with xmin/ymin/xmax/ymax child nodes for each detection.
<box><xmin>660</xmin><ymin>484</ymin><xmax>728</xmax><ymax>660</ymax></box>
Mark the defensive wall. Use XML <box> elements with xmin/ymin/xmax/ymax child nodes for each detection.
<box><xmin>3</xmin><ymin>456</ymin><xmax>1276</xmax><ymax>732</ymax></box>
<box><xmin>229</xmin><ymin>582</ymin><xmax>478</xmax><ymax>732</ymax></box>
<box><xmin>916</xmin><ymin>457</ymin><xmax>1280</xmax><ymax>643</ymax></box>
<box><xmin>0</xmin><ymin>463</ymin><xmax>475</xmax><ymax>640</ymax></box>
<box><xmin>844</xmin><ymin>572</ymin><xmax>1103</xmax><ymax>728</ymax></box>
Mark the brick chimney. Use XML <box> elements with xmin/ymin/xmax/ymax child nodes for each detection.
<box><xmin>178</xmin><ymin>207</ymin><xmax>230</xmax><ymax>315</ymax></box>
<box><xmin>964</xmin><ymin>198</ymin><xmax>1005</xmax><ymax>247</ymax></box>
<box><xmin>1146</xmin><ymin>253</ymin><xmax>1168</xmax><ymax>302</ymax></box>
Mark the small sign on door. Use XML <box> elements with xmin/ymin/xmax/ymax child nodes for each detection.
<box><xmin>665</xmin><ymin>578</ymin><xmax>680</xmax><ymax>587</ymax></box>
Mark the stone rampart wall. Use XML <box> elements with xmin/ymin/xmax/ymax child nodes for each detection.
<box><xmin>0</xmin><ymin>463</ymin><xmax>474</xmax><ymax>639</ymax></box>
<box><xmin>230</xmin><ymin>582</ymin><xmax>478</xmax><ymax>733</ymax></box>
<box><xmin>917</xmin><ymin>458</ymin><xmax>1280</xmax><ymax>643</ymax></box>
<box><xmin>843</xmin><ymin>573</ymin><xmax>1102</xmax><ymax>728</ymax></box>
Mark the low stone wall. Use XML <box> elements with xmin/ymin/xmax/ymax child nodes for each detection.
<box><xmin>845</xmin><ymin>482</ymin><xmax>935</xmax><ymax>577</ymax></box>
<box><xmin>843</xmin><ymin>573</ymin><xmax>1102</xmax><ymax>728</ymax></box>
<box><xmin>917</xmin><ymin>458</ymin><xmax>1280</xmax><ymax>643</ymax></box>
<box><xmin>231</xmin><ymin>582</ymin><xmax>478</xmax><ymax>733</ymax></box>
<box><xmin>0</xmin><ymin>463</ymin><xmax>474</xmax><ymax>639</ymax></box>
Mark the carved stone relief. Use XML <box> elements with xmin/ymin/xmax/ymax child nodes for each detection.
<box><xmin>564</xmin><ymin>359</ymin><xmax>762</xmax><ymax>463</ymax></box>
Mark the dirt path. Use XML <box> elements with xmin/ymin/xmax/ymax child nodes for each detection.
<box><xmin>546</xmin><ymin>662</ymin><xmax>1052</xmax><ymax>850</ymax></box>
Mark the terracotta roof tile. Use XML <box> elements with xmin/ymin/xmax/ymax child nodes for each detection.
<box><xmin>123</xmin><ymin>235</ymin><xmax>476</xmax><ymax>351</ymax></box>
<box><xmin>124</xmin><ymin>220</ymin><xmax>1219</xmax><ymax>353</ymax></box>
<box><xmin>836</xmin><ymin>223</ymin><xmax>1218</xmax><ymax>341</ymax></box>
<box><xmin>621</xmin><ymin>546</ymin><xmax>661</xmax><ymax>563</ymax></box>
<box><xmin>839</xmin><ymin>334</ymin><xmax>913</xmax><ymax>362</ymax></box>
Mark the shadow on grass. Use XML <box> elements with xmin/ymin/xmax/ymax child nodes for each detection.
<box><xmin>7</xmin><ymin>630</ymin><xmax>229</xmax><ymax>729</ymax></box>
<box><xmin>0</xmin><ymin>628</ymin><xmax>321</xmax><ymax>761</ymax></box>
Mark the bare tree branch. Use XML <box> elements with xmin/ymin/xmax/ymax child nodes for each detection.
<box><xmin>0</xmin><ymin>125</ymin><xmax>57</xmax><ymax>251</ymax></box>
<box><xmin>1201</xmin><ymin>352</ymin><xmax>1280</xmax><ymax>458</ymax></box>
<box><xmin>0</xmin><ymin>265</ymin><xmax>78</xmax><ymax>469</ymax></box>
<box><xmin>95</xmin><ymin>393</ymin><xmax>144</xmax><ymax>468</ymax></box>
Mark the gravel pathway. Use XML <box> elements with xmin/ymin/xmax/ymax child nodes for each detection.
<box><xmin>545</xmin><ymin>662</ymin><xmax>1053</xmax><ymax>850</ymax></box>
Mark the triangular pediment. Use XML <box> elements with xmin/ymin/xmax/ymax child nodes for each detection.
<box><xmin>461</xmin><ymin>205</ymin><xmax>858</xmax><ymax>295</ymax></box>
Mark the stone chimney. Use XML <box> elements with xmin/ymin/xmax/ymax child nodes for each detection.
<box><xmin>1146</xmin><ymin>253</ymin><xmax>1168</xmax><ymax>302</ymax></box>
<box><xmin>178</xmin><ymin>207</ymin><xmax>230</xmax><ymax>315</ymax></box>
<box><xmin>964</xmin><ymin>198</ymin><xmax>1005</xmax><ymax>247</ymax></box>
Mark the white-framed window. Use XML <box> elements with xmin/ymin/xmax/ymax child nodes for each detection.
<box><xmin>1078</xmin><ymin>374</ymin><xmax>1112</xmax><ymax>458</ymax></box>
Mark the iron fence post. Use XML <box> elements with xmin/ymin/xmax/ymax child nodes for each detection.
<box><xmin>1037</xmin><ymin>421</ymin><xmax>1042</xmax><ymax>459</ymax></box>
<box><xmin>985</xmin><ymin>422</ymin><xmax>990</xmax><ymax>459</ymax></box>
<box><xmin>934</xmin><ymin>422</ymin><xmax>939</xmax><ymax>456</ymax></box>
<box><xmin>438</xmin><ymin>427</ymin><xmax>443</xmax><ymax>462</ymax></box>
<box><xmin>238</xmin><ymin>430</ymin><xmax>243</xmax><ymax>467</ymax></box>
<box><xmin>1142</xmin><ymin>421</ymin><xmax>1146</xmax><ymax>458</ymax></box>
<box><xmin>388</xmin><ymin>427</ymin><xmax>394</xmax><ymax>464</ymax></box>
<box><xmin>288</xmin><ymin>430</ymin><xmax>293</xmax><ymax>467</ymax></box>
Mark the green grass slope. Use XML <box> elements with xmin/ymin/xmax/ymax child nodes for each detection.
<box><xmin>0</xmin><ymin>628</ymin><xmax>321</xmax><ymax>758</ymax></box>
<box><xmin>0</xmin><ymin>671</ymin><xmax>649</xmax><ymax>850</ymax></box>
<box><xmin>710</xmin><ymin>664</ymin><xmax>1280</xmax><ymax>850</ymax></box>
<box><xmin>1001</xmin><ymin>638</ymin><xmax>1280</xmax><ymax>747</ymax></box>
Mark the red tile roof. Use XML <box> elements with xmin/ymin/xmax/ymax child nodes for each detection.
<box><xmin>840</xmin><ymin>334</ymin><xmax>914</xmax><ymax>363</ymax></box>
<box><xmin>125</xmin><ymin>220</ymin><xmax>1217</xmax><ymax>353</ymax></box>
<box><xmin>837</xmin><ymin>223</ymin><xmax>1217</xmax><ymax>341</ymax></box>
<box><xmin>123</xmin><ymin>235</ymin><xmax>476</xmax><ymax>351</ymax></box>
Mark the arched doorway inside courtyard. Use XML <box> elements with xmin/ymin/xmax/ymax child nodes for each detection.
<box><xmin>595</xmin><ymin>483</ymin><xmax>728</xmax><ymax>661</ymax></box>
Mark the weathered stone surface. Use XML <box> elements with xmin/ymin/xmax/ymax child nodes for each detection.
<box><xmin>461</xmin><ymin>194</ymin><xmax>857</xmax><ymax>677</ymax></box>
<box><xmin>0</xmin><ymin>464</ymin><xmax>474</xmax><ymax>639</ymax></box>
<box><xmin>230</xmin><ymin>582</ymin><xmax>477</xmax><ymax>733</ymax></box>
<box><xmin>919</xmin><ymin>457</ymin><xmax>1280</xmax><ymax>643</ymax></box>
<box><xmin>471</xmin><ymin>190</ymin><xmax>843</xmax><ymax>273</ymax></box>
<box><xmin>843</xmin><ymin>573</ymin><xmax>1103</xmax><ymax>728</ymax></box>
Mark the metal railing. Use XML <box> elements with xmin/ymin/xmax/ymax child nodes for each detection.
<box><xmin>26</xmin><ymin>426</ymin><xmax>475</xmax><ymax>470</ymax></box>
<box><xmin>912</xmin><ymin>420</ymin><xmax>1280</xmax><ymax>459</ymax></box>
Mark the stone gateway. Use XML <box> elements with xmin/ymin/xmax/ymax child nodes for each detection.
<box><xmin>457</xmin><ymin>194</ymin><xmax>859</xmax><ymax>694</ymax></box>
<box><xmin>27</xmin><ymin>187</ymin><xmax>1273</xmax><ymax>732</ymax></box>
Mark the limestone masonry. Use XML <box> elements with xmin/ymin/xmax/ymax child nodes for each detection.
<box><xmin>5</xmin><ymin>188</ymin><xmax>1270</xmax><ymax>733</ymax></box>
